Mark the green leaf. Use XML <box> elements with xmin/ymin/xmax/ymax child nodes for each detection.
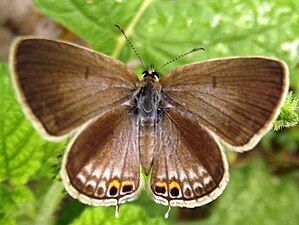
<box><xmin>0</xmin><ymin>184</ymin><xmax>34</xmax><ymax>225</ymax></box>
<box><xmin>199</xmin><ymin>160</ymin><xmax>299</xmax><ymax>225</ymax></box>
<box><xmin>69</xmin><ymin>204</ymin><xmax>167</xmax><ymax>225</ymax></box>
<box><xmin>0</xmin><ymin>62</ymin><xmax>66</xmax><ymax>224</ymax></box>
<box><xmin>273</xmin><ymin>91</ymin><xmax>299</xmax><ymax>131</ymax></box>
<box><xmin>34</xmin><ymin>0</ymin><xmax>299</xmax><ymax>80</ymax></box>
<box><xmin>0</xmin><ymin>63</ymin><xmax>65</xmax><ymax>185</ymax></box>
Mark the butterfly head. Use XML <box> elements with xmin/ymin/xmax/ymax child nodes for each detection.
<box><xmin>142</xmin><ymin>67</ymin><xmax>160</xmax><ymax>81</ymax></box>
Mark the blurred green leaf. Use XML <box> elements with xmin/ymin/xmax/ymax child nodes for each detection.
<box><xmin>0</xmin><ymin>63</ymin><xmax>38</xmax><ymax>185</ymax></box>
<box><xmin>0</xmin><ymin>63</ymin><xmax>65</xmax><ymax>185</ymax></box>
<box><xmin>69</xmin><ymin>204</ymin><xmax>167</xmax><ymax>225</ymax></box>
<box><xmin>276</xmin><ymin>127</ymin><xmax>299</xmax><ymax>152</ymax></box>
<box><xmin>196</xmin><ymin>160</ymin><xmax>299</xmax><ymax>225</ymax></box>
<box><xmin>0</xmin><ymin>62</ymin><xmax>66</xmax><ymax>224</ymax></box>
<box><xmin>0</xmin><ymin>184</ymin><xmax>34</xmax><ymax>225</ymax></box>
<box><xmin>56</xmin><ymin>199</ymin><xmax>86</xmax><ymax>225</ymax></box>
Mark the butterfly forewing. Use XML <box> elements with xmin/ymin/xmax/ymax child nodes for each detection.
<box><xmin>10</xmin><ymin>38</ymin><xmax>138</xmax><ymax>139</ymax></box>
<box><xmin>61</xmin><ymin>105</ymin><xmax>141</xmax><ymax>206</ymax></box>
<box><xmin>161</xmin><ymin>57</ymin><xmax>288</xmax><ymax>151</ymax></box>
<box><xmin>149</xmin><ymin>109</ymin><xmax>228</xmax><ymax>207</ymax></box>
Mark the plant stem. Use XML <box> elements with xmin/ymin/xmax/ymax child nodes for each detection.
<box><xmin>33</xmin><ymin>181</ymin><xmax>64</xmax><ymax>225</ymax></box>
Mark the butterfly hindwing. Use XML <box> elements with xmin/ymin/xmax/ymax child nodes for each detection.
<box><xmin>61</xmin><ymin>106</ymin><xmax>141</xmax><ymax>206</ymax></box>
<box><xmin>10</xmin><ymin>38</ymin><xmax>138</xmax><ymax>139</ymax></box>
<box><xmin>149</xmin><ymin>108</ymin><xmax>228</xmax><ymax>207</ymax></box>
<box><xmin>161</xmin><ymin>57</ymin><xmax>288</xmax><ymax>151</ymax></box>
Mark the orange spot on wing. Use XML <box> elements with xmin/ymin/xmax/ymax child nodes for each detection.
<box><xmin>109</xmin><ymin>180</ymin><xmax>120</xmax><ymax>189</ymax></box>
<box><xmin>156</xmin><ymin>181</ymin><xmax>167</xmax><ymax>189</ymax></box>
<box><xmin>169</xmin><ymin>181</ymin><xmax>180</xmax><ymax>189</ymax></box>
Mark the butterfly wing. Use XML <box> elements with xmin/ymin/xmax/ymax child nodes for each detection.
<box><xmin>161</xmin><ymin>57</ymin><xmax>288</xmax><ymax>151</ymax></box>
<box><xmin>149</xmin><ymin>109</ymin><xmax>228</xmax><ymax>207</ymax></box>
<box><xmin>10</xmin><ymin>38</ymin><xmax>138</xmax><ymax>139</ymax></box>
<box><xmin>61</xmin><ymin>105</ymin><xmax>141</xmax><ymax>206</ymax></box>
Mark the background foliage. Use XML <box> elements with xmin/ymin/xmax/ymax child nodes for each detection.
<box><xmin>0</xmin><ymin>0</ymin><xmax>299</xmax><ymax>225</ymax></box>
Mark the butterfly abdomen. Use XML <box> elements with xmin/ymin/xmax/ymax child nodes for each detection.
<box><xmin>139</xmin><ymin>125</ymin><xmax>155</xmax><ymax>174</ymax></box>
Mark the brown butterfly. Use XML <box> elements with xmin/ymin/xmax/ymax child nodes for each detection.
<box><xmin>9</xmin><ymin>26</ymin><xmax>288</xmax><ymax>217</ymax></box>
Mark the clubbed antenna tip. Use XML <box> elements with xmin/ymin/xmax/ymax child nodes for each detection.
<box><xmin>157</xmin><ymin>46</ymin><xmax>205</xmax><ymax>71</ymax></box>
<box><xmin>115</xmin><ymin>24</ymin><xmax>121</xmax><ymax>30</ymax></box>
<box><xmin>193</xmin><ymin>47</ymin><xmax>205</xmax><ymax>52</ymax></box>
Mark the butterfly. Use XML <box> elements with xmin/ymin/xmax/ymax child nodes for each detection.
<box><xmin>9</xmin><ymin>28</ymin><xmax>288</xmax><ymax>217</ymax></box>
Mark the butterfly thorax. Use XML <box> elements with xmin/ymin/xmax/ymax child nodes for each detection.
<box><xmin>134</xmin><ymin>70</ymin><xmax>162</xmax><ymax>127</ymax></box>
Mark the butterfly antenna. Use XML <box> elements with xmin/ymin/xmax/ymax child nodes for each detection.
<box><xmin>157</xmin><ymin>47</ymin><xmax>205</xmax><ymax>71</ymax></box>
<box><xmin>115</xmin><ymin>24</ymin><xmax>146</xmax><ymax>68</ymax></box>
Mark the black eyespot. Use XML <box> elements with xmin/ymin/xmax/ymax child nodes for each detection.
<box><xmin>122</xmin><ymin>184</ymin><xmax>133</xmax><ymax>193</ymax></box>
<box><xmin>155</xmin><ymin>186</ymin><xmax>166</xmax><ymax>194</ymax></box>
<box><xmin>109</xmin><ymin>186</ymin><xmax>118</xmax><ymax>196</ymax></box>
<box><xmin>170</xmin><ymin>187</ymin><xmax>180</xmax><ymax>197</ymax></box>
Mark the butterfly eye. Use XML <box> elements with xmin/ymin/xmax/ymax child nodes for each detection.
<box><xmin>152</xmin><ymin>71</ymin><xmax>160</xmax><ymax>80</ymax></box>
<box><xmin>142</xmin><ymin>70</ymin><xmax>148</xmax><ymax>76</ymax></box>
